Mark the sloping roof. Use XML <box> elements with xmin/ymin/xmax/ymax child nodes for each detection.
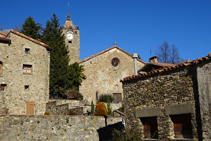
<box><xmin>78</xmin><ymin>46</ymin><xmax>146</xmax><ymax>64</ymax></box>
<box><xmin>6</xmin><ymin>29</ymin><xmax>52</xmax><ymax>51</ymax></box>
<box><xmin>0</xmin><ymin>31</ymin><xmax>7</xmax><ymax>36</ymax></box>
<box><xmin>121</xmin><ymin>52</ymin><xmax>211</xmax><ymax>82</ymax></box>
<box><xmin>138</xmin><ymin>62</ymin><xmax>175</xmax><ymax>72</ymax></box>
<box><xmin>0</xmin><ymin>36</ymin><xmax>11</xmax><ymax>42</ymax></box>
<box><xmin>152</xmin><ymin>62</ymin><xmax>175</xmax><ymax>67</ymax></box>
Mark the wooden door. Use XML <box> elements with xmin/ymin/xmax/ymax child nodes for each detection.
<box><xmin>26</xmin><ymin>102</ymin><xmax>35</xmax><ymax>115</ymax></box>
<box><xmin>113</xmin><ymin>93</ymin><xmax>122</xmax><ymax>103</ymax></box>
<box><xmin>171</xmin><ymin>114</ymin><xmax>193</xmax><ymax>138</ymax></box>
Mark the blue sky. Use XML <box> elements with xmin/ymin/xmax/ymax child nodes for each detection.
<box><xmin>1</xmin><ymin>0</ymin><xmax>211</xmax><ymax>62</ymax></box>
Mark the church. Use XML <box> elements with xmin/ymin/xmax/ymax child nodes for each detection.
<box><xmin>62</xmin><ymin>13</ymin><xmax>146</xmax><ymax>104</ymax></box>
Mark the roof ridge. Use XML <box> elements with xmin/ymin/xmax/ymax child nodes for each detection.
<box><xmin>121</xmin><ymin>52</ymin><xmax>211</xmax><ymax>82</ymax></box>
<box><xmin>7</xmin><ymin>29</ymin><xmax>51</xmax><ymax>51</ymax></box>
<box><xmin>78</xmin><ymin>46</ymin><xmax>146</xmax><ymax>64</ymax></box>
<box><xmin>0</xmin><ymin>31</ymin><xmax>7</xmax><ymax>36</ymax></box>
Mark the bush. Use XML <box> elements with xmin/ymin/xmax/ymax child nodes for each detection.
<box><xmin>98</xmin><ymin>94</ymin><xmax>114</xmax><ymax>103</ymax></box>
<box><xmin>94</xmin><ymin>102</ymin><xmax>107</xmax><ymax>116</ymax></box>
<box><xmin>107</xmin><ymin>98</ymin><xmax>113</xmax><ymax>115</ymax></box>
<box><xmin>90</xmin><ymin>101</ymin><xmax>95</xmax><ymax>116</ymax></box>
<box><xmin>62</xmin><ymin>89</ymin><xmax>83</xmax><ymax>100</ymax></box>
<box><xmin>111</xmin><ymin>128</ymin><xmax>143</xmax><ymax>141</ymax></box>
<box><xmin>44</xmin><ymin>111</ymin><xmax>50</xmax><ymax>115</ymax></box>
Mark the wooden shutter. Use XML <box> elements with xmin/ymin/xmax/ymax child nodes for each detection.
<box><xmin>113</xmin><ymin>93</ymin><xmax>122</xmax><ymax>103</ymax></box>
<box><xmin>26</xmin><ymin>102</ymin><xmax>35</xmax><ymax>115</ymax></box>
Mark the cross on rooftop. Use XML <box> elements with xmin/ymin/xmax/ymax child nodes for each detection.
<box><xmin>113</xmin><ymin>41</ymin><xmax>118</xmax><ymax>46</ymax></box>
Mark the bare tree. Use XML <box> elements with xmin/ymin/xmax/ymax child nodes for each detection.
<box><xmin>13</xmin><ymin>24</ymin><xmax>22</xmax><ymax>32</ymax></box>
<box><xmin>156</xmin><ymin>41</ymin><xmax>183</xmax><ymax>64</ymax></box>
<box><xmin>0</xmin><ymin>25</ymin><xmax>9</xmax><ymax>31</ymax></box>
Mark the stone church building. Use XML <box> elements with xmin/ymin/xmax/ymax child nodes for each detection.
<box><xmin>0</xmin><ymin>30</ymin><xmax>51</xmax><ymax>115</ymax></box>
<box><xmin>62</xmin><ymin>16</ymin><xmax>146</xmax><ymax>103</ymax></box>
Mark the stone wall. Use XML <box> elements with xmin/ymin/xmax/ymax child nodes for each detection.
<box><xmin>46</xmin><ymin>100</ymin><xmax>122</xmax><ymax>116</ymax></box>
<box><xmin>197</xmin><ymin>61</ymin><xmax>211</xmax><ymax>140</ymax></box>
<box><xmin>79</xmin><ymin>47</ymin><xmax>145</xmax><ymax>104</ymax></box>
<box><xmin>0</xmin><ymin>115</ymin><xmax>123</xmax><ymax>141</ymax></box>
<box><xmin>122</xmin><ymin>66</ymin><xmax>199</xmax><ymax>140</ymax></box>
<box><xmin>0</xmin><ymin>31</ymin><xmax>50</xmax><ymax>115</ymax></box>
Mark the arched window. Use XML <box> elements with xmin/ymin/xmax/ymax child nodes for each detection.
<box><xmin>0</xmin><ymin>62</ymin><xmax>2</xmax><ymax>76</ymax></box>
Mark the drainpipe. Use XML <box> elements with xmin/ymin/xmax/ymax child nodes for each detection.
<box><xmin>132</xmin><ymin>53</ymin><xmax>138</xmax><ymax>75</ymax></box>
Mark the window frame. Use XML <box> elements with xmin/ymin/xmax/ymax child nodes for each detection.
<box><xmin>22</xmin><ymin>65</ymin><xmax>32</xmax><ymax>74</ymax></box>
<box><xmin>111</xmin><ymin>58</ymin><xmax>120</xmax><ymax>67</ymax></box>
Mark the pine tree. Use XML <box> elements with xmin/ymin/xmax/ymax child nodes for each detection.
<box><xmin>21</xmin><ymin>16</ymin><xmax>42</xmax><ymax>40</ymax></box>
<box><xmin>42</xmin><ymin>14</ymin><xmax>70</xmax><ymax>98</ymax></box>
<box><xmin>68</xmin><ymin>63</ymin><xmax>86</xmax><ymax>90</ymax></box>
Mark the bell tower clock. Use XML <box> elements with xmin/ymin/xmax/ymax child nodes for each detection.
<box><xmin>63</xmin><ymin>12</ymin><xmax>80</xmax><ymax>64</ymax></box>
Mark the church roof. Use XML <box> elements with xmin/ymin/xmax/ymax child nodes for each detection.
<box><xmin>0</xmin><ymin>31</ymin><xmax>7</xmax><ymax>36</ymax></box>
<box><xmin>6</xmin><ymin>29</ymin><xmax>52</xmax><ymax>51</ymax></box>
<box><xmin>121</xmin><ymin>52</ymin><xmax>211</xmax><ymax>82</ymax></box>
<box><xmin>78</xmin><ymin>46</ymin><xmax>146</xmax><ymax>64</ymax></box>
<box><xmin>63</xmin><ymin>20</ymin><xmax>75</xmax><ymax>30</ymax></box>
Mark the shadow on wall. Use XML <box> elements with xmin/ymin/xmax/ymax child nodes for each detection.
<box><xmin>97</xmin><ymin>121</ymin><xmax>124</xmax><ymax>141</ymax></box>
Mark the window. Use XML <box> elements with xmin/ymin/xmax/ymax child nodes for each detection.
<box><xmin>0</xmin><ymin>84</ymin><xmax>7</xmax><ymax>91</ymax></box>
<box><xmin>0</xmin><ymin>62</ymin><xmax>2</xmax><ymax>76</ymax></box>
<box><xmin>96</xmin><ymin>92</ymin><xmax>98</xmax><ymax>101</ymax></box>
<box><xmin>25</xmin><ymin>85</ymin><xmax>29</xmax><ymax>90</ymax></box>
<box><xmin>113</xmin><ymin>93</ymin><xmax>122</xmax><ymax>103</ymax></box>
<box><xmin>140</xmin><ymin>117</ymin><xmax>158</xmax><ymax>139</ymax></box>
<box><xmin>170</xmin><ymin>114</ymin><xmax>193</xmax><ymax>138</ymax></box>
<box><xmin>69</xmin><ymin>41</ymin><xmax>72</xmax><ymax>44</ymax></box>
<box><xmin>23</xmin><ymin>65</ymin><xmax>32</xmax><ymax>74</ymax></box>
<box><xmin>111</xmin><ymin>58</ymin><xmax>120</xmax><ymax>67</ymax></box>
<box><xmin>25</xmin><ymin>48</ymin><xmax>30</xmax><ymax>54</ymax></box>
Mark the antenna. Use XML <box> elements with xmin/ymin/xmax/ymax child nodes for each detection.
<box><xmin>150</xmin><ymin>47</ymin><xmax>152</xmax><ymax>57</ymax></box>
<box><xmin>66</xmin><ymin>2</ymin><xmax>71</xmax><ymax>20</ymax></box>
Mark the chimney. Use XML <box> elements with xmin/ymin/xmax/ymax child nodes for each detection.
<box><xmin>132</xmin><ymin>53</ymin><xmax>138</xmax><ymax>75</ymax></box>
<box><xmin>149</xmin><ymin>56</ymin><xmax>158</xmax><ymax>63</ymax></box>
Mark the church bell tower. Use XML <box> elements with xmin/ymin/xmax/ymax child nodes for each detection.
<box><xmin>63</xmin><ymin>8</ymin><xmax>80</xmax><ymax>64</ymax></box>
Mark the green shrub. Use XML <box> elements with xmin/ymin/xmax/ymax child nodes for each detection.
<box><xmin>62</xmin><ymin>89</ymin><xmax>83</xmax><ymax>100</ymax></box>
<box><xmin>44</xmin><ymin>111</ymin><xmax>50</xmax><ymax>115</ymax></box>
<box><xmin>111</xmin><ymin>128</ymin><xmax>143</xmax><ymax>141</ymax></box>
<box><xmin>94</xmin><ymin>102</ymin><xmax>107</xmax><ymax>116</ymax></box>
<box><xmin>98</xmin><ymin>94</ymin><xmax>114</xmax><ymax>103</ymax></box>
<box><xmin>107</xmin><ymin>98</ymin><xmax>113</xmax><ymax>115</ymax></box>
<box><xmin>90</xmin><ymin>101</ymin><xmax>95</xmax><ymax>116</ymax></box>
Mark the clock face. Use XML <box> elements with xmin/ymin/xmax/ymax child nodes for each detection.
<box><xmin>67</xmin><ymin>33</ymin><xmax>73</xmax><ymax>40</ymax></box>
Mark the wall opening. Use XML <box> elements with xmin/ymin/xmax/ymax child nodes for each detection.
<box><xmin>140</xmin><ymin>117</ymin><xmax>158</xmax><ymax>139</ymax></box>
<box><xmin>170</xmin><ymin>114</ymin><xmax>193</xmax><ymax>139</ymax></box>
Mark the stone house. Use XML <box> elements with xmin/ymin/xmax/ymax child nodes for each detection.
<box><xmin>0</xmin><ymin>30</ymin><xmax>51</xmax><ymax>115</ymax></box>
<box><xmin>121</xmin><ymin>53</ymin><xmax>211</xmax><ymax>140</ymax></box>
<box><xmin>78</xmin><ymin>45</ymin><xmax>146</xmax><ymax>104</ymax></box>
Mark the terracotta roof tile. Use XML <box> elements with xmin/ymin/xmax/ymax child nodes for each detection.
<box><xmin>6</xmin><ymin>30</ymin><xmax>52</xmax><ymax>51</ymax></box>
<box><xmin>121</xmin><ymin>52</ymin><xmax>211</xmax><ymax>82</ymax></box>
<box><xmin>0</xmin><ymin>36</ymin><xmax>11</xmax><ymax>41</ymax></box>
<box><xmin>152</xmin><ymin>62</ymin><xmax>175</xmax><ymax>67</ymax></box>
<box><xmin>0</xmin><ymin>31</ymin><xmax>7</xmax><ymax>36</ymax></box>
<box><xmin>78</xmin><ymin>46</ymin><xmax>146</xmax><ymax>64</ymax></box>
